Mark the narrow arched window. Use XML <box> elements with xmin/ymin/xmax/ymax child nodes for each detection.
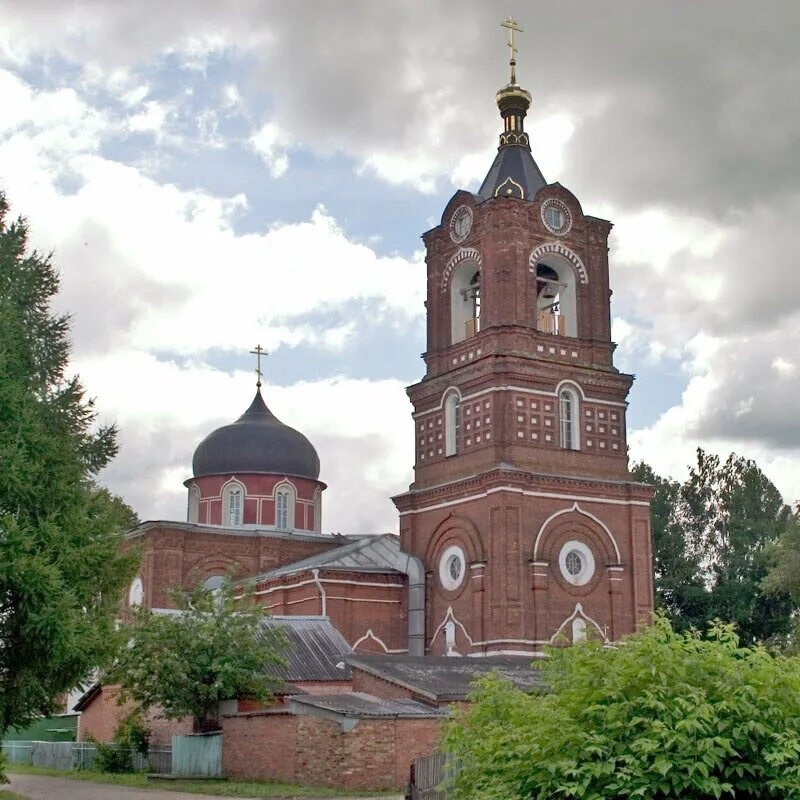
<box><xmin>275</xmin><ymin>484</ymin><xmax>296</xmax><ymax>530</ymax></box>
<box><xmin>203</xmin><ymin>575</ymin><xmax>225</xmax><ymax>592</ymax></box>
<box><xmin>223</xmin><ymin>484</ymin><xmax>243</xmax><ymax>526</ymax></box>
<box><xmin>187</xmin><ymin>486</ymin><xmax>200</xmax><ymax>524</ymax></box>
<box><xmin>559</xmin><ymin>389</ymin><xmax>579</xmax><ymax>450</ymax></box>
<box><xmin>128</xmin><ymin>577</ymin><xmax>144</xmax><ymax>607</ymax></box>
<box><xmin>572</xmin><ymin>618</ymin><xmax>587</xmax><ymax>643</ymax></box>
<box><xmin>313</xmin><ymin>490</ymin><xmax>322</xmax><ymax>533</ymax></box>
<box><xmin>444</xmin><ymin>392</ymin><xmax>460</xmax><ymax>456</ymax></box>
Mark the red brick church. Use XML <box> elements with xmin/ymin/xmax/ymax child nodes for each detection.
<box><xmin>79</xmin><ymin>26</ymin><xmax>654</xmax><ymax>788</ymax></box>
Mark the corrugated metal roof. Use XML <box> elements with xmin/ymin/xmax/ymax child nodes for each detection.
<box><xmin>288</xmin><ymin>692</ymin><xmax>450</xmax><ymax>719</ymax></box>
<box><xmin>347</xmin><ymin>655</ymin><xmax>546</xmax><ymax>701</ymax></box>
<box><xmin>255</xmin><ymin>533</ymin><xmax>402</xmax><ymax>580</ymax></box>
<box><xmin>260</xmin><ymin>616</ymin><xmax>353</xmax><ymax>683</ymax></box>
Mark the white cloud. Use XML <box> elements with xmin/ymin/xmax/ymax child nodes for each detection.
<box><xmin>3</xmin><ymin>2</ymin><xmax>800</xmax><ymax>522</ymax></box>
<box><xmin>127</xmin><ymin>100</ymin><xmax>168</xmax><ymax>136</ymax></box>
<box><xmin>773</xmin><ymin>357</ymin><xmax>796</xmax><ymax>376</ymax></box>
<box><xmin>0</xmin><ymin>65</ymin><xmax>426</xmax><ymax>532</ymax></box>
<box><xmin>82</xmin><ymin>352</ymin><xmax>412</xmax><ymax>532</ymax></box>
<box><xmin>249</xmin><ymin>121</ymin><xmax>289</xmax><ymax>177</ymax></box>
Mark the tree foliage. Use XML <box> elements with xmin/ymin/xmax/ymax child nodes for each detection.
<box><xmin>763</xmin><ymin>513</ymin><xmax>800</xmax><ymax>646</ymax></box>
<box><xmin>0</xmin><ymin>191</ymin><xmax>139</xmax><ymax>735</ymax></box>
<box><xmin>445</xmin><ymin>617</ymin><xmax>800</xmax><ymax>800</ymax></box>
<box><xmin>106</xmin><ymin>580</ymin><xmax>288</xmax><ymax>731</ymax></box>
<box><xmin>632</xmin><ymin>449</ymin><xmax>793</xmax><ymax>644</ymax></box>
<box><xmin>91</xmin><ymin>708</ymin><xmax>150</xmax><ymax>773</ymax></box>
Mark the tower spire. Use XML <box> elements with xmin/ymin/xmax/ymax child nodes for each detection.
<box><xmin>495</xmin><ymin>16</ymin><xmax>532</xmax><ymax>151</ymax></box>
<box><xmin>249</xmin><ymin>344</ymin><xmax>267</xmax><ymax>389</ymax></box>
<box><xmin>501</xmin><ymin>15</ymin><xmax>524</xmax><ymax>85</ymax></box>
<box><xmin>476</xmin><ymin>14</ymin><xmax>546</xmax><ymax>200</ymax></box>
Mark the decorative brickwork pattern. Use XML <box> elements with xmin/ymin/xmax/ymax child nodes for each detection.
<box><xmin>396</xmin><ymin>182</ymin><xmax>654</xmax><ymax>655</ymax></box>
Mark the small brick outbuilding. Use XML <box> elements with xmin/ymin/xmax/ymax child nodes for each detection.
<box><xmin>221</xmin><ymin>654</ymin><xmax>542</xmax><ymax>791</ymax></box>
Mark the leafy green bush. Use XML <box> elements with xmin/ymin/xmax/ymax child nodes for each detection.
<box><xmin>445</xmin><ymin>616</ymin><xmax>800</xmax><ymax>799</ymax></box>
<box><xmin>91</xmin><ymin>710</ymin><xmax>150</xmax><ymax>774</ymax></box>
<box><xmin>93</xmin><ymin>741</ymin><xmax>133</xmax><ymax>774</ymax></box>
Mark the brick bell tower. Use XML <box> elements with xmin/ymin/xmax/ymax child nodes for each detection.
<box><xmin>393</xmin><ymin>18</ymin><xmax>653</xmax><ymax>656</ymax></box>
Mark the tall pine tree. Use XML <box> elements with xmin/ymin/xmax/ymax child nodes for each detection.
<box><xmin>0</xmin><ymin>191</ymin><xmax>139</xmax><ymax>734</ymax></box>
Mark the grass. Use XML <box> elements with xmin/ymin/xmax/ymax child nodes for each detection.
<box><xmin>0</xmin><ymin>792</ymin><xmax>28</xmax><ymax>799</ymax></box>
<box><xmin>7</xmin><ymin>764</ymin><xmax>398</xmax><ymax>797</ymax></box>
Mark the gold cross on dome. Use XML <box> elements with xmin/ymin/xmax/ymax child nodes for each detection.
<box><xmin>249</xmin><ymin>344</ymin><xmax>268</xmax><ymax>388</ymax></box>
<box><xmin>501</xmin><ymin>15</ymin><xmax>524</xmax><ymax>84</ymax></box>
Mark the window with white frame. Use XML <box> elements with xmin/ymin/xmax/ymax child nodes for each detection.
<box><xmin>558</xmin><ymin>540</ymin><xmax>595</xmax><ymax>586</ymax></box>
<box><xmin>223</xmin><ymin>483</ymin><xmax>243</xmax><ymax>526</ymax></box>
<box><xmin>313</xmin><ymin>490</ymin><xmax>322</xmax><ymax>533</ymax></box>
<box><xmin>444</xmin><ymin>391</ymin><xmax>460</xmax><ymax>456</ymax></box>
<box><xmin>439</xmin><ymin>544</ymin><xmax>466</xmax><ymax>591</ymax></box>
<box><xmin>187</xmin><ymin>485</ymin><xmax>200</xmax><ymax>523</ymax></box>
<box><xmin>128</xmin><ymin>577</ymin><xmax>144</xmax><ymax>607</ymax></box>
<box><xmin>275</xmin><ymin>484</ymin><xmax>296</xmax><ymax>530</ymax></box>
<box><xmin>559</xmin><ymin>388</ymin><xmax>579</xmax><ymax>450</ymax></box>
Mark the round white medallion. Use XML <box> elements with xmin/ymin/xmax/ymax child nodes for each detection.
<box><xmin>128</xmin><ymin>577</ymin><xmax>144</xmax><ymax>607</ymax></box>
<box><xmin>558</xmin><ymin>540</ymin><xmax>595</xmax><ymax>586</ymax></box>
<box><xmin>541</xmin><ymin>198</ymin><xmax>572</xmax><ymax>236</ymax></box>
<box><xmin>439</xmin><ymin>544</ymin><xmax>466</xmax><ymax>591</ymax></box>
<box><xmin>450</xmin><ymin>205</ymin><xmax>473</xmax><ymax>243</ymax></box>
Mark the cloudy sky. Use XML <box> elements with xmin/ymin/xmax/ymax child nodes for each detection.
<box><xmin>1</xmin><ymin>0</ymin><xmax>798</xmax><ymax>533</ymax></box>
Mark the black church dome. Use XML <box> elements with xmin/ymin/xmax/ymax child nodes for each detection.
<box><xmin>192</xmin><ymin>390</ymin><xmax>320</xmax><ymax>480</ymax></box>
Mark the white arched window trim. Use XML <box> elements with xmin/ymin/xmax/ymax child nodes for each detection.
<box><xmin>443</xmin><ymin>389</ymin><xmax>461</xmax><ymax>457</ymax></box>
<box><xmin>187</xmin><ymin>485</ymin><xmax>200</xmax><ymax>524</ymax></box>
<box><xmin>558</xmin><ymin>385</ymin><xmax>581</xmax><ymax>451</ymax></box>
<box><xmin>313</xmin><ymin>489</ymin><xmax>322</xmax><ymax>533</ymax></box>
<box><xmin>221</xmin><ymin>480</ymin><xmax>245</xmax><ymax>527</ymax></box>
<box><xmin>274</xmin><ymin>481</ymin><xmax>296</xmax><ymax>531</ymax></box>
<box><xmin>128</xmin><ymin>577</ymin><xmax>144</xmax><ymax>607</ymax></box>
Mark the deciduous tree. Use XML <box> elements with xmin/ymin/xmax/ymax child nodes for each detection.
<box><xmin>107</xmin><ymin>581</ymin><xmax>287</xmax><ymax>731</ymax></box>
<box><xmin>633</xmin><ymin>450</ymin><xmax>793</xmax><ymax>643</ymax></box>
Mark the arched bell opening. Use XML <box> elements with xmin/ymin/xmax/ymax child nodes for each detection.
<box><xmin>450</xmin><ymin>260</ymin><xmax>481</xmax><ymax>344</ymax></box>
<box><xmin>534</xmin><ymin>255</ymin><xmax>577</xmax><ymax>337</ymax></box>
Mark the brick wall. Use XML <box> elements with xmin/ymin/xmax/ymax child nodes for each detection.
<box><xmin>223</xmin><ymin>712</ymin><xmax>298</xmax><ymax>784</ymax></box>
<box><xmin>77</xmin><ymin>685</ymin><xmax>193</xmax><ymax>744</ymax></box>
<box><xmin>351</xmin><ymin>669</ymin><xmax>414</xmax><ymax>701</ymax></box>
<box><xmin>222</xmin><ymin>711</ymin><xmax>444</xmax><ymax>790</ymax></box>
<box><xmin>253</xmin><ymin>569</ymin><xmax>408</xmax><ymax>653</ymax></box>
<box><xmin>125</xmin><ymin>524</ymin><xmax>341</xmax><ymax>610</ymax></box>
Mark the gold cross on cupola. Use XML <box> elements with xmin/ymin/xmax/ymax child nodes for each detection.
<box><xmin>501</xmin><ymin>15</ymin><xmax>524</xmax><ymax>84</ymax></box>
<box><xmin>249</xmin><ymin>344</ymin><xmax>268</xmax><ymax>388</ymax></box>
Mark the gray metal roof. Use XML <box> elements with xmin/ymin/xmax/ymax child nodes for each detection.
<box><xmin>260</xmin><ymin>616</ymin><xmax>353</xmax><ymax>683</ymax></box>
<box><xmin>477</xmin><ymin>144</ymin><xmax>547</xmax><ymax>202</ymax></box>
<box><xmin>288</xmin><ymin>692</ymin><xmax>450</xmax><ymax>719</ymax></box>
<box><xmin>347</xmin><ymin>655</ymin><xmax>546</xmax><ymax>702</ymax></box>
<box><xmin>255</xmin><ymin>533</ymin><xmax>403</xmax><ymax>580</ymax></box>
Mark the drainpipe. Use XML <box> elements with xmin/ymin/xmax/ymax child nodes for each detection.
<box><xmin>312</xmin><ymin>568</ymin><xmax>327</xmax><ymax>616</ymax></box>
<box><xmin>397</xmin><ymin>553</ymin><xmax>425</xmax><ymax>656</ymax></box>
